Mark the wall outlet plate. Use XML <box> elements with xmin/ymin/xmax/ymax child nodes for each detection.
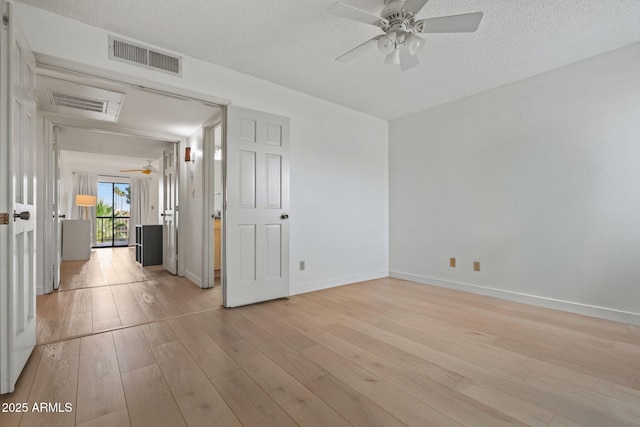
<box><xmin>474</xmin><ymin>261</ymin><xmax>480</xmax><ymax>271</ymax></box>
<box><xmin>299</xmin><ymin>261</ymin><xmax>305</xmax><ymax>271</ymax></box>
<box><xmin>450</xmin><ymin>258</ymin><xmax>456</xmax><ymax>268</ymax></box>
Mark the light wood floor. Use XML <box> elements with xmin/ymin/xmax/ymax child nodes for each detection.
<box><xmin>36</xmin><ymin>248</ymin><xmax>222</xmax><ymax>344</ymax></box>
<box><xmin>2</xmin><ymin>266</ymin><xmax>640</xmax><ymax>426</ymax></box>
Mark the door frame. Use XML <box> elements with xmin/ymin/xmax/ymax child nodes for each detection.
<box><xmin>35</xmin><ymin>59</ymin><xmax>227</xmax><ymax>292</ymax></box>
<box><xmin>202</xmin><ymin>111</ymin><xmax>224</xmax><ymax>289</ymax></box>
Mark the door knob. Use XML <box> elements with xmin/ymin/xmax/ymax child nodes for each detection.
<box><xmin>14</xmin><ymin>211</ymin><xmax>30</xmax><ymax>221</ymax></box>
<box><xmin>280</xmin><ymin>213</ymin><xmax>289</xmax><ymax>220</ymax></box>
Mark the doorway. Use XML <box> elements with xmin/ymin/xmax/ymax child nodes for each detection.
<box><xmin>96</xmin><ymin>181</ymin><xmax>131</xmax><ymax>247</ymax></box>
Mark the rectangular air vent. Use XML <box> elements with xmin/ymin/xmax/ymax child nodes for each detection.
<box><xmin>109</xmin><ymin>36</ymin><xmax>182</xmax><ymax>76</ymax></box>
<box><xmin>49</xmin><ymin>92</ymin><xmax>107</xmax><ymax>113</ymax></box>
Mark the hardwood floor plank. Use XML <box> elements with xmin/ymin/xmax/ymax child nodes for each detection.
<box><xmin>301</xmin><ymin>344</ymin><xmax>462</xmax><ymax>427</ymax></box>
<box><xmin>141</xmin><ymin>321</ymin><xmax>180</xmax><ymax>347</ymax></box>
<box><xmin>60</xmin><ymin>311</ymin><xmax>93</xmax><ymax>338</ymax></box>
<box><xmin>306</xmin><ymin>374</ymin><xmax>406</xmax><ymax>427</ymax></box>
<box><xmin>128</xmin><ymin>281</ymin><xmax>191</xmax><ymax>320</ymax></box>
<box><xmin>211</xmin><ymin>369</ymin><xmax>298</xmax><ymax>427</ymax></box>
<box><xmin>323</xmin><ymin>322</ymin><xmax>467</xmax><ymax>389</ymax></box>
<box><xmin>91</xmin><ymin>287</ymin><xmax>120</xmax><ymax>324</ymax></box>
<box><xmin>111</xmin><ymin>284</ymin><xmax>149</xmax><ymax>326</ymax></box>
<box><xmin>121</xmin><ymin>365</ymin><xmax>186</xmax><ymax>427</ymax></box>
<box><xmin>75</xmin><ymin>408</ymin><xmax>130</xmax><ymax>427</ymax></box>
<box><xmin>90</xmin><ymin>285</ymin><xmax>123</xmax><ymax>332</ymax></box>
<box><xmin>151</xmin><ymin>340</ymin><xmax>241</xmax><ymax>426</ymax></box>
<box><xmin>96</xmin><ymin>250</ymin><xmax>121</xmax><ymax>285</ymax></box>
<box><xmin>221</xmin><ymin>339</ymin><xmax>351</xmax><ymax>427</ymax></box>
<box><xmin>159</xmin><ymin>276</ymin><xmax>220</xmax><ymax>312</ymax></box>
<box><xmin>67</xmin><ymin>288</ymin><xmax>93</xmax><ymax>314</ymax></box>
<box><xmin>166</xmin><ymin>316</ymin><xmax>239</xmax><ymax>380</ymax></box>
<box><xmin>239</xmin><ymin>303</ymin><xmax>319</xmax><ymax>351</ymax></box>
<box><xmin>20</xmin><ymin>340</ymin><xmax>80</xmax><ymax>427</ymax></box>
<box><xmin>36</xmin><ymin>292</ymin><xmax>72</xmax><ymax>343</ymax></box>
<box><xmin>228</xmin><ymin>316</ymin><xmax>328</xmax><ymax>384</ymax></box>
<box><xmin>0</xmin><ymin>346</ymin><xmax>44</xmax><ymax>427</ymax></box>
<box><xmin>291</xmin><ymin>317</ymin><xmax>523</xmax><ymax>426</ymax></box>
<box><xmin>76</xmin><ymin>333</ymin><xmax>127</xmax><ymax>424</ymax></box>
<box><xmin>112</xmin><ymin>326</ymin><xmax>157</xmax><ymax>374</ymax></box>
<box><xmin>461</xmin><ymin>383</ymin><xmax>555</xmax><ymax>427</ymax></box>
<box><xmin>193</xmin><ymin>310</ymin><xmax>244</xmax><ymax>344</ymax></box>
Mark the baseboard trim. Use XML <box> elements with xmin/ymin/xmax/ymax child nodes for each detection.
<box><xmin>290</xmin><ymin>271</ymin><xmax>389</xmax><ymax>296</ymax></box>
<box><xmin>184</xmin><ymin>270</ymin><xmax>203</xmax><ymax>288</ymax></box>
<box><xmin>389</xmin><ymin>271</ymin><xmax>640</xmax><ymax>326</ymax></box>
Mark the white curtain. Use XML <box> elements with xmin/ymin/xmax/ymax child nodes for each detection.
<box><xmin>129</xmin><ymin>178</ymin><xmax>150</xmax><ymax>246</ymax></box>
<box><xmin>72</xmin><ymin>173</ymin><xmax>98</xmax><ymax>245</ymax></box>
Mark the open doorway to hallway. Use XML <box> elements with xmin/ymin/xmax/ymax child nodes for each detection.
<box><xmin>38</xmin><ymin>64</ymin><xmax>223</xmax><ymax>288</ymax></box>
<box><xmin>36</xmin><ymin>65</ymin><xmax>224</xmax><ymax>342</ymax></box>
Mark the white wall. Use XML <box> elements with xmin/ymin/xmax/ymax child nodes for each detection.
<box><xmin>389</xmin><ymin>43</ymin><xmax>640</xmax><ymax>325</ymax></box>
<box><xmin>17</xmin><ymin>4</ymin><xmax>389</xmax><ymax>295</ymax></box>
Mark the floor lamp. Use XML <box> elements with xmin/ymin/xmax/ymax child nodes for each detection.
<box><xmin>76</xmin><ymin>194</ymin><xmax>97</xmax><ymax>220</ymax></box>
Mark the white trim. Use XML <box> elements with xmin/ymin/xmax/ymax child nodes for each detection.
<box><xmin>290</xmin><ymin>271</ymin><xmax>389</xmax><ymax>296</ymax></box>
<box><xmin>202</xmin><ymin>116</ymin><xmax>223</xmax><ymax>289</ymax></box>
<box><xmin>184</xmin><ymin>270</ymin><xmax>202</xmax><ymax>288</ymax></box>
<box><xmin>390</xmin><ymin>271</ymin><xmax>640</xmax><ymax>326</ymax></box>
<box><xmin>35</xmin><ymin>54</ymin><xmax>229</xmax><ymax>107</ymax></box>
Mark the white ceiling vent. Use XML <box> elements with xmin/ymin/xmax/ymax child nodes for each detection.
<box><xmin>49</xmin><ymin>92</ymin><xmax>107</xmax><ymax>113</ymax></box>
<box><xmin>109</xmin><ymin>36</ymin><xmax>182</xmax><ymax>76</ymax></box>
<box><xmin>37</xmin><ymin>76</ymin><xmax>125</xmax><ymax>123</ymax></box>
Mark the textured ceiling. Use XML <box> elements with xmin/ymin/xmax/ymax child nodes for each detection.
<box><xmin>17</xmin><ymin>0</ymin><xmax>640</xmax><ymax>120</ymax></box>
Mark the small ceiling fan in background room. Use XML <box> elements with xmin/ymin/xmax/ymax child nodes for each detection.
<box><xmin>120</xmin><ymin>160</ymin><xmax>158</xmax><ymax>175</ymax></box>
<box><xmin>328</xmin><ymin>0</ymin><xmax>483</xmax><ymax>70</ymax></box>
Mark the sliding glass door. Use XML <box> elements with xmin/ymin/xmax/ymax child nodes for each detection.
<box><xmin>96</xmin><ymin>182</ymin><xmax>131</xmax><ymax>247</ymax></box>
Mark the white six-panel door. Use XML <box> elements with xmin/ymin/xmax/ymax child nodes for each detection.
<box><xmin>162</xmin><ymin>145</ymin><xmax>178</xmax><ymax>274</ymax></box>
<box><xmin>224</xmin><ymin>106</ymin><xmax>290</xmax><ymax>307</ymax></box>
<box><xmin>0</xmin><ymin>2</ymin><xmax>37</xmax><ymax>393</ymax></box>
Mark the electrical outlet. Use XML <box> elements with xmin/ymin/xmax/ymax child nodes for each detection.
<box><xmin>299</xmin><ymin>261</ymin><xmax>305</xmax><ymax>271</ymax></box>
<box><xmin>474</xmin><ymin>261</ymin><xmax>480</xmax><ymax>272</ymax></box>
<box><xmin>450</xmin><ymin>258</ymin><xmax>456</xmax><ymax>268</ymax></box>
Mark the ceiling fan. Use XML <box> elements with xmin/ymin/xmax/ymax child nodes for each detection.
<box><xmin>328</xmin><ymin>0</ymin><xmax>483</xmax><ymax>70</ymax></box>
<box><xmin>120</xmin><ymin>160</ymin><xmax>158</xmax><ymax>175</ymax></box>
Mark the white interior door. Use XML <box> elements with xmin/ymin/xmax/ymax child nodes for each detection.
<box><xmin>162</xmin><ymin>144</ymin><xmax>177</xmax><ymax>274</ymax></box>
<box><xmin>52</xmin><ymin>126</ymin><xmax>62</xmax><ymax>290</ymax></box>
<box><xmin>0</xmin><ymin>2</ymin><xmax>37</xmax><ymax>393</ymax></box>
<box><xmin>224</xmin><ymin>106</ymin><xmax>290</xmax><ymax>307</ymax></box>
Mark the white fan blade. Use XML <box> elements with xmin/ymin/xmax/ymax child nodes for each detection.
<box><xmin>402</xmin><ymin>0</ymin><xmax>429</xmax><ymax>14</ymax></box>
<box><xmin>414</xmin><ymin>12</ymin><xmax>483</xmax><ymax>33</ymax></box>
<box><xmin>328</xmin><ymin>2</ymin><xmax>387</xmax><ymax>26</ymax></box>
<box><xmin>399</xmin><ymin>48</ymin><xmax>419</xmax><ymax>71</ymax></box>
<box><xmin>336</xmin><ymin>35</ymin><xmax>383</xmax><ymax>63</ymax></box>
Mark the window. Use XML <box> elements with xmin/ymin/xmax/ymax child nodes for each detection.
<box><xmin>96</xmin><ymin>181</ymin><xmax>131</xmax><ymax>247</ymax></box>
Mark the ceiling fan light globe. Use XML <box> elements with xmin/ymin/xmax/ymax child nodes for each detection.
<box><xmin>406</xmin><ymin>34</ymin><xmax>425</xmax><ymax>55</ymax></box>
<box><xmin>385</xmin><ymin>48</ymin><xmax>401</xmax><ymax>65</ymax></box>
<box><xmin>377</xmin><ymin>36</ymin><xmax>396</xmax><ymax>55</ymax></box>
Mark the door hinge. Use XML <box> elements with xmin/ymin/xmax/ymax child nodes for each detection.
<box><xmin>2</xmin><ymin>15</ymin><xmax>8</xmax><ymax>26</ymax></box>
<box><xmin>0</xmin><ymin>213</ymin><xmax>9</xmax><ymax>225</ymax></box>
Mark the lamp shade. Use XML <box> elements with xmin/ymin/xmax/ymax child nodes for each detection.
<box><xmin>75</xmin><ymin>194</ymin><xmax>97</xmax><ymax>207</ymax></box>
